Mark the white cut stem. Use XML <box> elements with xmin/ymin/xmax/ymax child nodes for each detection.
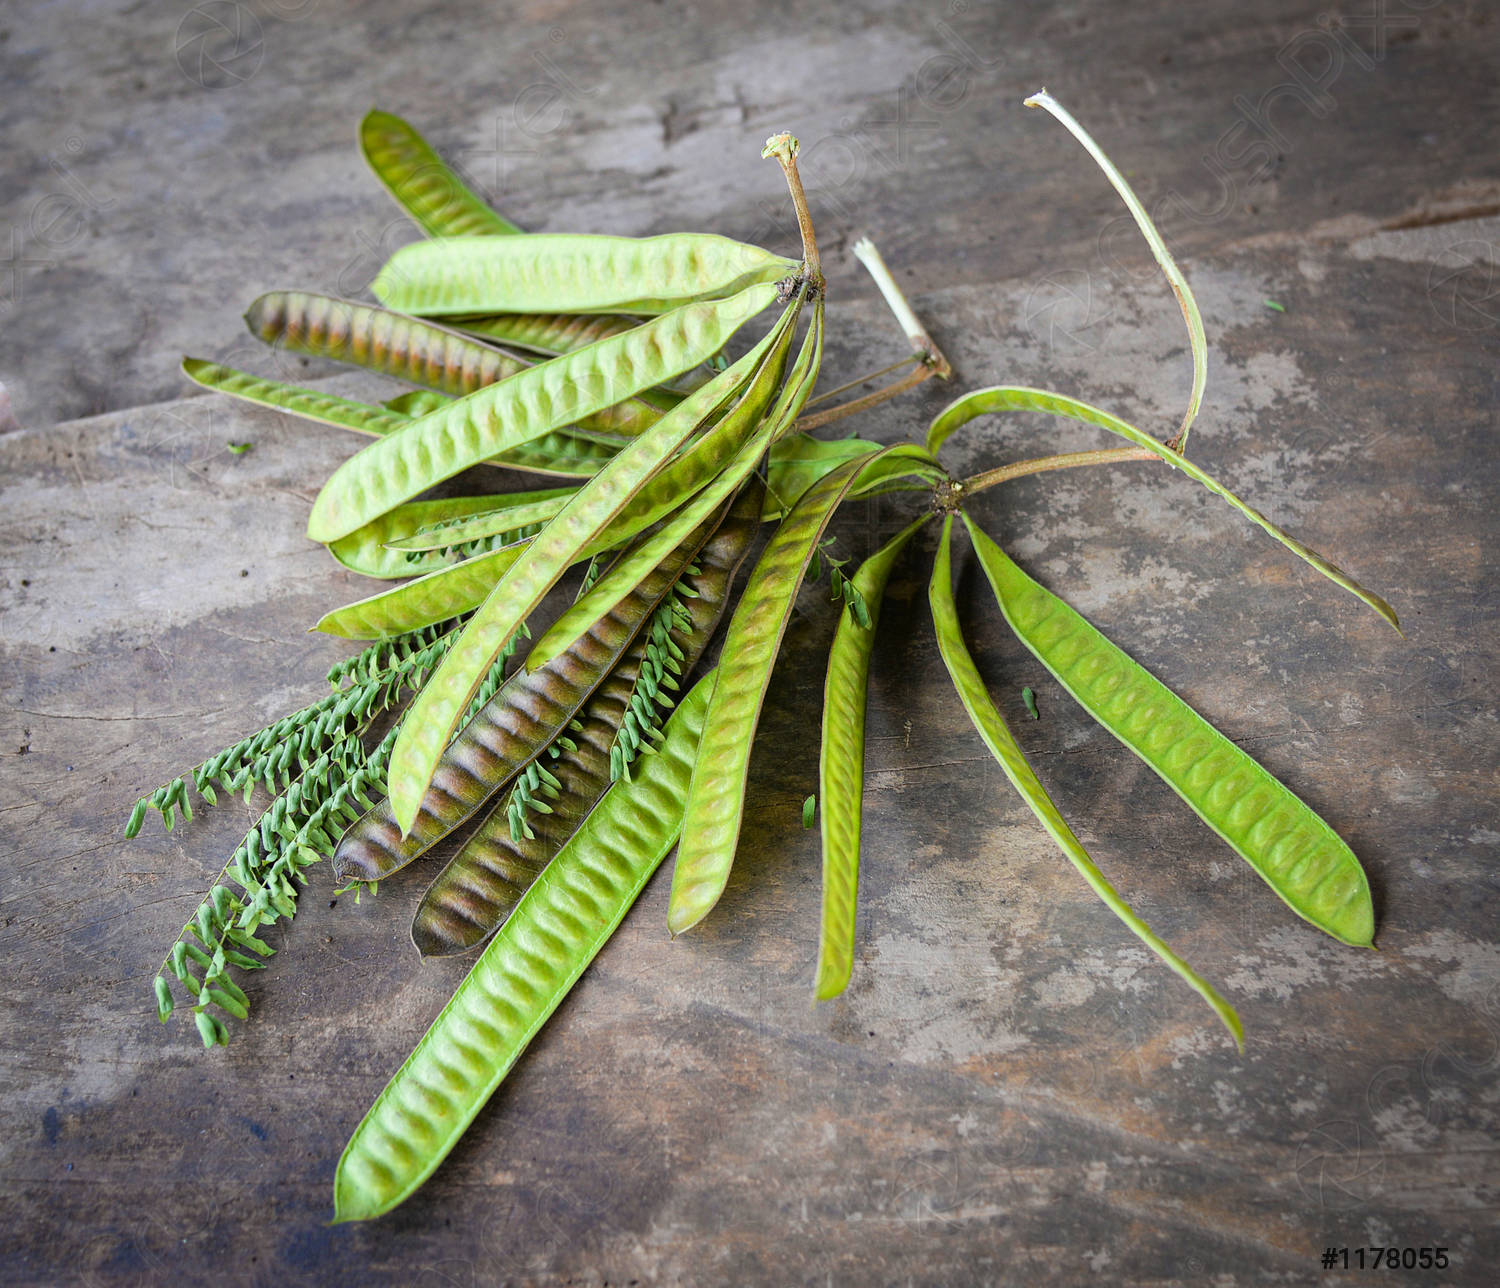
<box><xmin>852</xmin><ymin>237</ymin><xmax>952</xmax><ymax>378</ymax></box>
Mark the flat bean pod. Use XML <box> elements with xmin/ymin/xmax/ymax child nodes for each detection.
<box><xmin>330</xmin><ymin>495</ymin><xmax>534</xmax><ymax>581</ymax></box>
<box><xmin>245</xmin><ymin>291</ymin><xmax>657</xmax><ymax>440</ymax></box>
<box><xmin>307</xmin><ymin>283</ymin><xmax>780</xmax><ymax>544</ymax></box>
<box><xmin>926</xmin><ymin>385</ymin><xmax>1398</xmax><ymax>631</ymax></box>
<box><xmin>314</xmin><ymin>544</ymin><xmax>530</xmax><ymax>640</ymax></box>
<box><xmin>384</xmin><ymin>490</ymin><xmax>575</xmax><ymax>553</ymax></box>
<box><xmin>331</xmin><ymin>535</ymin><xmax>706</xmax><ymax>883</ymax></box>
<box><xmin>182</xmin><ymin>359</ymin><xmax>409</xmax><ymax>437</ymax></box>
<box><xmin>454</xmin><ymin>317</ymin><xmax>715</xmax><ymax>404</ymax></box>
<box><xmin>668</xmin><ymin>443</ymin><xmax>898</xmax><ymax>935</ymax></box>
<box><xmin>359</xmin><ymin>109</ymin><xmax>522</xmax><ymax>238</ymax></box>
<box><xmin>525</xmin><ymin>304</ymin><xmax>818</xmax><ymax>669</ymax></box>
<box><xmin>383</xmin><ymin>390</ymin><xmax>621</xmax><ymax>475</ymax></box>
<box><xmin>386</xmin><ymin>402</ymin><xmax>623</xmax><ymax>478</ymax></box>
<box><xmin>188</xmin><ymin>354</ymin><xmax>614</xmax><ymax>482</ymax></box>
<box><xmin>374</xmin><ymin>232</ymin><xmax>797</xmax><ymax>317</ymax></box>
<box><xmin>412</xmin><ymin>645</ymin><xmax>645</xmax><ymax>954</ymax></box>
<box><xmin>383</xmin><ymin>306</ymin><xmax>793</xmax><ymax>835</ymax></box>
<box><xmin>928</xmin><ymin>518</ymin><xmax>1243</xmax><ymax>1047</ymax></box>
<box><xmin>332</xmin><ymin>669</ymin><xmax>717</xmax><ymax>1223</ymax></box>
<box><xmin>961</xmin><ymin>514</ymin><xmax>1375</xmax><ymax>947</ymax></box>
<box><xmin>416</xmin><ymin>488</ymin><xmax>757</xmax><ymax>954</ymax></box>
<box><xmin>816</xmin><ymin>514</ymin><xmax>930</xmax><ymax>1000</ymax></box>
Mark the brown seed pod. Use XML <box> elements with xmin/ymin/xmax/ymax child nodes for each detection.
<box><xmin>330</xmin><ymin>496</ymin><xmax>741</xmax><ymax>885</ymax></box>
<box><xmin>409</xmin><ymin>478</ymin><xmax>765</xmax><ymax>954</ymax></box>
<box><xmin>244</xmin><ymin>290</ymin><xmax>657</xmax><ymax>439</ymax></box>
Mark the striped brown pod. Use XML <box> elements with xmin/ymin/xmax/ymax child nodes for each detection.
<box><xmin>245</xmin><ymin>291</ymin><xmax>527</xmax><ymax>395</ymax></box>
<box><xmin>411</xmin><ymin>477</ymin><xmax>766</xmax><ymax>955</ymax></box>
<box><xmin>410</xmin><ymin>649</ymin><xmax>643</xmax><ymax>956</ymax></box>
<box><xmin>244</xmin><ymin>291</ymin><xmax>656</xmax><ymax>439</ymax></box>
<box><xmin>450</xmin><ymin>312</ymin><xmax>641</xmax><ymax>357</ymax></box>
<box><xmin>330</xmin><ymin>500</ymin><xmax>732</xmax><ymax>885</ymax></box>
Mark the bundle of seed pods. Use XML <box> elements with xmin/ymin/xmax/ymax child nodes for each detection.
<box><xmin>127</xmin><ymin>97</ymin><xmax>1398</xmax><ymax>1220</ymax></box>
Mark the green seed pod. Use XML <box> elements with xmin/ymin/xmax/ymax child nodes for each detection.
<box><xmin>333</xmin><ymin>667</ymin><xmax>719</xmax><ymax>1224</ymax></box>
<box><xmin>961</xmin><ymin>514</ymin><xmax>1375</xmax><ymax>948</ymax></box>
<box><xmin>815</xmin><ymin>515</ymin><xmax>930</xmax><ymax>1001</ymax></box>
<box><xmin>928</xmin><ymin>517</ymin><xmax>1243</xmax><ymax>1047</ymax></box>
<box><xmin>374</xmin><ymin>232</ymin><xmax>797</xmax><ymax>317</ymax></box>
<box><xmin>307</xmin><ymin>284</ymin><xmax>778</xmax><ymax>545</ymax></box>
<box><xmin>670</xmin><ymin>447</ymin><xmax>898</xmax><ymax>935</ymax></box>
<box><xmin>359</xmin><ymin>109</ymin><xmax>522</xmax><ymax>238</ymax></box>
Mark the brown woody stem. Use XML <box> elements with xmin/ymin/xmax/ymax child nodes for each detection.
<box><xmin>763</xmin><ymin>133</ymin><xmax>822</xmax><ymax>289</ymax></box>
<box><xmin>794</xmin><ymin>362</ymin><xmax>936</xmax><ymax>432</ymax></box>
<box><xmin>803</xmin><ymin>355</ymin><xmax>921</xmax><ymax>409</ymax></box>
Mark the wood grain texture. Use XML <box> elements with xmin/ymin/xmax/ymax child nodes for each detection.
<box><xmin>2</xmin><ymin>1</ymin><xmax>1498</xmax><ymax>1283</ymax></box>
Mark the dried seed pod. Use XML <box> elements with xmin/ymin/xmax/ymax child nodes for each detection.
<box><xmin>411</xmin><ymin>651</ymin><xmax>641</xmax><ymax>955</ymax></box>
<box><xmin>245</xmin><ymin>291</ymin><xmax>528</xmax><ymax>396</ymax></box>
<box><xmin>452</xmin><ymin>312</ymin><xmax>640</xmax><ymax>356</ymax></box>
<box><xmin>330</xmin><ymin>493</ymin><xmax>743</xmax><ymax>885</ymax></box>
<box><xmin>410</xmin><ymin>478</ymin><xmax>763</xmax><ymax>954</ymax></box>
<box><xmin>244</xmin><ymin>291</ymin><xmax>658</xmax><ymax>441</ymax></box>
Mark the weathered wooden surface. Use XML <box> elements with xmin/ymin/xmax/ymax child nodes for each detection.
<box><xmin>3</xmin><ymin>1</ymin><xmax>1498</xmax><ymax>1284</ymax></box>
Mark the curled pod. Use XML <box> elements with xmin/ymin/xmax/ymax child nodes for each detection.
<box><xmin>411</xmin><ymin>478</ymin><xmax>764</xmax><ymax>955</ymax></box>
